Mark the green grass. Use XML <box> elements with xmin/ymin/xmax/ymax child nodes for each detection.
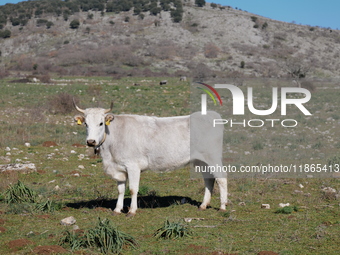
<box><xmin>59</xmin><ymin>218</ymin><xmax>138</xmax><ymax>254</ymax></box>
<box><xmin>0</xmin><ymin>76</ymin><xmax>339</xmax><ymax>254</ymax></box>
<box><xmin>154</xmin><ymin>219</ymin><xmax>193</xmax><ymax>239</ymax></box>
<box><xmin>3</xmin><ymin>180</ymin><xmax>37</xmax><ymax>204</ymax></box>
<box><xmin>275</xmin><ymin>205</ymin><xmax>299</xmax><ymax>214</ymax></box>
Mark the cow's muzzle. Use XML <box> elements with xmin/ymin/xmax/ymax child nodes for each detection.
<box><xmin>87</xmin><ymin>139</ymin><xmax>96</xmax><ymax>147</ymax></box>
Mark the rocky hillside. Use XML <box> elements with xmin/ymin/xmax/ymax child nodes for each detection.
<box><xmin>1</xmin><ymin>0</ymin><xmax>340</xmax><ymax>80</ymax></box>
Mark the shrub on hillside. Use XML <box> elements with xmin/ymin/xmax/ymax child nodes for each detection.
<box><xmin>240</xmin><ymin>61</ymin><xmax>245</xmax><ymax>68</ymax></box>
<box><xmin>40</xmin><ymin>74</ymin><xmax>51</xmax><ymax>83</ymax></box>
<box><xmin>204</xmin><ymin>43</ymin><xmax>220</xmax><ymax>58</ymax></box>
<box><xmin>47</xmin><ymin>92</ymin><xmax>75</xmax><ymax>114</ymax></box>
<box><xmin>251</xmin><ymin>16</ymin><xmax>258</xmax><ymax>22</ymax></box>
<box><xmin>300</xmin><ymin>80</ymin><xmax>316</xmax><ymax>92</ymax></box>
<box><xmin>301</xmin><ymin>80</ymin><xmax>316</xmax><ymax>91</ymax></box>
<box><xmin>46</xmin><ymin>21</ymin><xmax>54</xmax><ymax>29</ymax></box>
<box><xmin>37</xmin><ymin>19</ymin><xmax>48</xmax><ymax>27</ymax></box>
<box><xmin>195</xmin><ymin>0</ymin><xmax>206</xmax><ymax>7</ymax></box>
<box><xmin>262</xmin><ymin>22</ymin><xmax>268</xmax><ymax>29</ymax></box>
<box><xmin>0</xmin><ymin>69</ymin><xmax>9</xmax><ymax>79</ymax></box>
<box><xmin>70</xmin><ymin>19</ymin><xmax>80</xmax><ymax>29</ymax></box>
<box><xmin>170</xmin><ymin>8</ymin><xmax>183</xmax><ymax>23</ymax></box>
<box><xmin>191</xmin><ymin>63</ymin><xmax>213</xmax><ymax>81</ymax></box>
<box><xmin>0</xmin><ymin>29</ymin><xmax>11</xmax><ymax>38</ymax></box>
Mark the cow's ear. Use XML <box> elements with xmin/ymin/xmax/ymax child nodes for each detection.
<box><xmin>105</xmin><ymin>113</ymin><xmax>114</xmax><ymax>125</ymax></box>
<box><xmin>74</xmin><ymin>115</ymin><xmax>85</xmax><ymax>125</ymax></box>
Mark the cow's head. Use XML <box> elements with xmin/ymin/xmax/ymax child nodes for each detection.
<box><xmin>73</xmin><ymin>100</ymin><xmax>114</xmax><ymax>147</ymax></box>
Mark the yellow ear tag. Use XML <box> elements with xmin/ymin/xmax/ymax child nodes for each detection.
<box><xmin>77</xmin><ymin>119</ymin><xmax>82</xmax><ymax>125</ymax></box>
<box><xmin>105</xmin><ymin>120</ymin><xmax>110</xmax><ymax>126</ymax></box>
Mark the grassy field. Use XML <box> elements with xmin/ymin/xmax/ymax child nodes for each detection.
<box><xmin>0</xmin><ymin>76</ymin><xmax>340</xmax><ymax>254</ymax></box>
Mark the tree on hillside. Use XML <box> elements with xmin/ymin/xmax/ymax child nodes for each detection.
<box><xmin>70</xmin><ymin>19</ymin><xmax>80</xmax><ymax>29</ymax></box>
<box><xmin>283</xmin><ymin>57</ymin><xmax>311</xmax><ymax>87</ymax></box>
<box><xmin>0</xmin><ymin>29</ymin><xmax>11</xmax><ymax>38</ymax></box>
<box><xmin>170</xmin><ymin>8</ymin><xmax>183</xmax><ymax>23</ymax></box>
<box><xmin>195</xmin><ymin>0</ymin><xmax>206</xmax><ymax>7</ymax></box>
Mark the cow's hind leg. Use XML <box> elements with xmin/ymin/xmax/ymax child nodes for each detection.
<box><xmin>216</xmin><ymin>177</ymin><xmax>228</xmax><ymax>211</ymax></box>
<box><xmin>200</xmin><ymin>176</ymin><xmax>215</xmax><ymax>210</ymax></box>
<box><xmin>113</xmin><ymin>181</ymin><xmax>126</xmax><ymax>215</ymax></box>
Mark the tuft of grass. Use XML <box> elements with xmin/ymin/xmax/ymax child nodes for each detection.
<box><xmin>221</xmin><ymin>211</ymin><xmax>231</xmax><ymax>218</ymax></box>
<box><xmin>252</xmin><ymin>141</ymin><xmax>264</xmax><ymax>150</ymax></box>
<box><xmin>275</xmin><ymin>206</ymin><xmax>298</xmax><ymax>214</ymax></box>
<box><xmin>3</xmin><ymin>180</ymin><xmax>62</xmax><ymax>213</ymax></box>
<box><xmin>85</xmin><ymin>218</ymin><xmax>138</xmax><ymax>254</ymax></box>
<box><xmin>59</xmin><ymin>218</ymin><xmax>138</xmax><ymax>254</ymax></box>
<box><xmin>154</xmin><ymin>219</ymin><xmax>193</xmax><ymax>239</ymax></box>
<box><xmin>327</xmin><ymin>155</ymin><xmax>340</xmax><ymax>167</ymax></box>
<box><xmin>59</xmin><ymin>230</ymin><xmax>85</xmax><ymax>251</ymax></box>
<box><xmin>6</xmin><ymin>202</ymin><xmax>36</xmax><ymax>214</ymax></box>
<box><xmin>34</xmin><ymin>199</ymin><xmax>63</xmax><ymax>213</ymax></box>
<box><xmin>3</xmin><ymin>180</ymin><xmax>38</xmax><ymax>204</ymax></box>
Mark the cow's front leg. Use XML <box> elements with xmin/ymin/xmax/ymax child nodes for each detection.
<box><xmin>113</xmin><ymin>181</ymin><xmax>126</xmax><ymax>215</ymax></box>
<box><xmin>126</xmin><ymin>166</ymin><xmax>141</xmax><ymax>217</ymax></box>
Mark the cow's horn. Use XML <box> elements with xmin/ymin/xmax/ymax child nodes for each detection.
<box><xmin>73</xmin><ymin>98</ymin><xmax>85</xmax><ymax>113</ymax></box>
<box><xmin>104</xmin><ymin>101</ymin><xmax>113</xmax><ymax>113</ymax></box>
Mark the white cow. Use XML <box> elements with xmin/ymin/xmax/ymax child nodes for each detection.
<box><xmin>74</xmin><ymin>101</ymin><xmax>227</xmax><ymax>217</ymax></box>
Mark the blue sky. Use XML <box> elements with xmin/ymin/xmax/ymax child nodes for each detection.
<box><xmin>0</xmin><ymin>0</ymin><xmax>339</xmax><ymax>30</ymax></box>
<box><xmin>213</xmin><ymin>0</ymin><xmax>339</xmax><ymax>29</ymax></box>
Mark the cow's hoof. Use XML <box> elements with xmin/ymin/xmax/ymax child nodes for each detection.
<box><xmin>198</xmin><ymin>206</ymin><xmax>206</xmax><ymax>211</ymax></box>
<box><xmin>112</xmin><ymin>211</ymin><xmax>121</xmax><ymax>216</ymax></box>
<box><xmin>219</xmin><ymin>208</ymin><xmax>227</xmax><ymax>212</ymax></box>
<box><xmin>126</xmin><ymin>212</ymin><xmax>136</xmax><ymax>218</ymax></box>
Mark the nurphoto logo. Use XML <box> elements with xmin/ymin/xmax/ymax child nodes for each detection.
<box><xmin>197</xmin><ymin>83</ymin><xmax>312</xmax><ymax>128</ymax></box>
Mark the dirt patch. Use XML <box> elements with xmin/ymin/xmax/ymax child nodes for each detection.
<box><xmin>7</xmin><ymin>238</ymin><xmax>34</xmax><ymax>251</ymax></box>
<box><xmin>42</xmin><ymin>141</ymin><xmax>58</xmax><ymax>147</ymax></box>
<box><xmin>183</xmin><ymin>244</ymin><xmax>215</xmax><ymax>255</ymax></box>
<box><xmin>10</xmin><ymin>78</ymin><xmax>31</xmax><ymax>83</ymax></box>
<box><xmin>223</xmin><ymin>157</ymin><xmax>235</xmax><ymax>163</ymax></box>
<box><xmin>94</xmin><ymin>207</ymin><xmax>111</xmax><ymax>212</ymax></box>
<box><xmin>258</xmin><ymin>252</ymin><xmax>279</xmax><ymax>255</ymax></box>
<box><xmin>209</xmin><ymin>252</ymin><xmax>238</xmax><ymax>255</ymax></box>
<box><xmin>0</xmin><ymin>218</ymin><xmax>5</xmax><ymax>224</ymax></box>
<box><xmin>36</xmin><ymin>214</ymin><xmax>51</xmax><ymax>219</ymax></box>
<box><xmin>0</xmin><ymin>226</ymin><xmax>6</xmax><ymax>233</ymax></box>
<box><xmin>72</xmin><ymin>143</ymin><xmax>86</xmax><ymax>148</ymax></box>
<box><xmin>32</xmin><ymin>245</ymin><xmax>68</xmax><ymax>254</ymax></box>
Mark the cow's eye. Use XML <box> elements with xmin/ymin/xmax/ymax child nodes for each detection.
<box><xmin>99</xmin><ymin>122</ymin><xmax>103</xmax><ymax>126</ymax></box>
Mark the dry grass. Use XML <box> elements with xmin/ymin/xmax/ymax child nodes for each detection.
<box><xmin>0</xmin><ymin>171</ymin><xmax>19</xmax><ymax>193</ymax></box>
<box><xmin>46</xmin><ymin>92</ymin><xmax>75</xmax><ymax>115</ymax></box>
